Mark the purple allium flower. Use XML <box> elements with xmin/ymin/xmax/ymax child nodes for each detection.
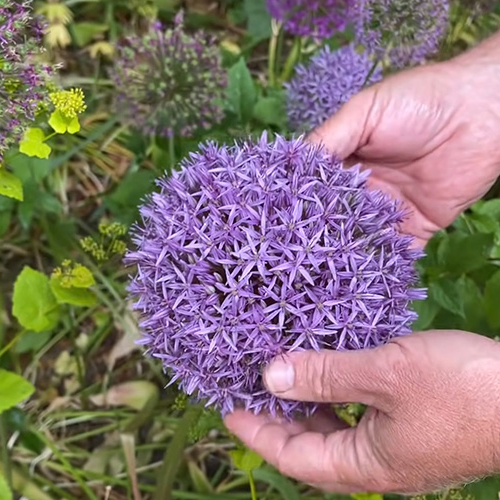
<box><xmin>0</xmin><ymin>0</ymin><xmax>52</xmax><ymax>161</ymax></box>
<box><xmin>354</xmin><ymin>0</ymin><xmax>449</xmax><ymax>68</ymax></box>
<box><xmin>110</xmin><ymin>14</ymin><xmax>227</xmax><ymax>139</ymax></box>
<box><xmin>266</xmin><ymin>0</ymin><xmax>356</xmax><ymax>38</ymax></box>
<box><xmin>285</xmin><ymin>45</ymin><xmax>382</xmax><ymax>132</ymax></box>
<box><xmin>126</xmin><ymin>134</ymin><xmax>425</xmax><ymax>418</ymax></box>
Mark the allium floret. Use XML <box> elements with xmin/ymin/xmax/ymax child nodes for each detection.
<box><xmin>266</xmin><ymin>0</ymin><xmax>356</xmax><ymax>39</ymax></box>
<box><xmin>110</xmin><ymin>14</ymin><xmax>227</xmax><ymax>139</ymax></box>
<box><xmin>355</xmin><ymin>0</ymin><xmax>449</xmax><ymax>68</ymax></box>
<box><xmin>127</xmin><ymin>134</ymin><xmax>425</xmax><ymax>418</ymax></box>
<box><xmin>285</xmin><ymin>45</ymin><xmax>382</xmax><ymax>132</ymax></box>
<box><xmin>0</xmin><ymin>0</ymin><xmax>52</xmax><ymax>161</ymax></box>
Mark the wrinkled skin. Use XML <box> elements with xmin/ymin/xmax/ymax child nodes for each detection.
<box><xmin>225</xmin><ymin>33</ymin><xmax>500</xmax><ymax>494</ymax></box>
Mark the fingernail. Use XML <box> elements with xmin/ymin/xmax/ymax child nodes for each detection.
<box><xmin>264</xmin><ymin>360</ymin><xmax>295</xmax><ymax>393</ymax></box>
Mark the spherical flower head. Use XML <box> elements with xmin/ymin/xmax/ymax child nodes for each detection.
<box><xmin>0</xmin><ymin>0</ymin><xmax>52</xmax><ymax>161</ymax></box>
<box><xmin>110</xmin><ymin>15</ymin><xmax>227</xmax><ymax>139</ymax></box>
<box><xmin>266</xmin><ymin>0</ymin><xmax>357</xmax><ymax>39</ymax></box>
<box><xmin>126</xmin><ymin>134</ymin><xmax>426</xmax><ymax>418</ymax></box>
<box><xmin>50</xmin><ymin>89</ymin><xmax>86</xmax><ymax>118</ymax></box>
<box><xmin>285</xmin><ymin>44</ymin><xmax>382</xmax><ymax>132</ymax></box>
<box><xmin>355</xmin><ymin>0</ymin><xmax>449</xmax><ymax>68</ymax></box>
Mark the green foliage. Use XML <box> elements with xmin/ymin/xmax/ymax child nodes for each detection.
<box><xmin>19</xmin><ymin>128</ymin><xmax>52</xmax><ymax>159</ymax></box>
<box><xmin>0</xmin><ymin>168</ymin><xmax>23</xmax><ymax>201</ymax></box>
<box><xmin>0</xmin><ymin>370</ymin><xmax>35</xmax><ymax>414</ymax></box>
<box><xmin>49</xmin><ymin>110</ymin><xmax>81</xmax><ymax>134</ymax></box>
<box><xmin>0</xmin><ymin>472</ymin><xmax>12</xmax><ymax>500</ymax></box>
<box><xmin>230</xmin><ymin>448</ymin><xmax>264</xmax><ymax>472</ymax></box>
<box><xmin>227</xmin><ymin>58</ymin><xmax>258</xmax><ymax>123</ymax></box>
<box><xmin>12</xmin><ymin>267</ymin><xmax>60</xmax><ymax>333</ymax></box>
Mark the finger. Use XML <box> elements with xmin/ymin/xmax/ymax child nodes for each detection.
<box><xmin>263</xmin><ymin>346</ymin><xmax>403</xmax><ymax>410</ymax></box>
<box><xmin>307</xmin><ymin>88</ymin><xmax>377</xmax><ymax>159</ymax></box>
<box><xmin>224</xmin><ymin>410</ymin><xmax>373</xmax><ymax>487</ymax></box>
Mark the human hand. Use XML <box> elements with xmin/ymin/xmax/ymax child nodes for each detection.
<box><xmin>309</xmin><ymin>35</ymin><xmax>500</xmax><ymax>247</ymax></box>
<box><xmin>225</xmin><ymin>330</ymin><xmax>500</xmax><ymax>494</ymax></box>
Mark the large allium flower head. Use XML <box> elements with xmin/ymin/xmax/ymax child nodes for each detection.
<box><xmin>110</xmin><ymin>13</ymin><xmax>227</xmax><ymax>139</ymax></box>
<box><xmin>127</xmin><ymin>134</ymin><xmax>426</xmax><ymax>418</ymax></box>
<box><xmin>285</xmin><ymin>44</ymin><xmax>382</xmax><ymax>132</ymax></box>
<box><xmin>355</xmin><ymin>0</ymin><xmax>449</xmax><ymax>68</ymax></box>
<box><xmin>0</xmin><ymin>0</ymin><xmax>52</xmax><ymax>161</ymax></box>
<box><xmin>266</xmin><ymin>0</ymin><xmax>356</xmax><ymax>38</ymax></box>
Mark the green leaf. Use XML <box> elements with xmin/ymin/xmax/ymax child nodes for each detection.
<box><xmin>351</xmin><ymin>494</ymin><xmax>384</xmax><ymax>500</ymax></box>
<box><xmin>484</xmin><ymin>270</ymin><xmax>500</xmax><ymax>329</ymax></box>
<box><xmin>0</xmin><ymin>168</ymin><xmax>23</xmax><ymax>201</ymax></box>
<box><xmin>227</xmin><ymin>58</ymin><xmax>257</xmax><ymax>123</ymax></box>
<box><xmin>50</xmin><ymin>279</ymin><xmax>96</xmax><ymax>307</ymax></box>
<box><xmin>411</xmin><ymin>298</ymin><xmax>440</xmax><ymax>331</ymax></box>
<box><xmin>464</xmin><ymin>476</ymin><xmax>500</xmax><ymax>500</ymax></box>
<box><xmin>19</xmin><ymin>128</ymin><xmax>52</xmax><ymax>159</ymax></box>
<box><xmin>457</xmin><ymin>275</ymin><xmax>486</xmax><ymax>334</ymax></box>
<box><xmin>0</xmin><ymin>470</ymin><xmax>12</xmax><ymax>500</ymax></box>
<box><xmin>12</xmin><ymin>267</ymin><xmax>60</xmax><ymax>332</ymax></box>
<box><xmin>71</xmin><ymin>22</ymin><xmax>109</xmax><ymax>47</ymax></box>
<box><xmin>252</xmin><ymin>468</ymin><xmax>301</xmax><ymax>500</ymax></box>
<box><xmin>0</xmin><ymin>370</ymin><xmax>35</xmax><ymax>414</ymax></box>
<box><xmin>428</xmin><ymin>278</ymin><xmax>465</xmax><ymax>318</ymax></box>
<box><xmin>13</xmin><ymin>331</ymin><xmax>52</xmax><ymax>354</ymax></box>
<box><xmin>244</xmin><ymin>0</ymin><xmax>272</xmax><ymax>40</ymax></box>
<box><xmin>437</xmin><ymin>232</ymin><xmax>493</xmax><ymax>275</ymax></box>
<box><xmin>230</xmin><ymin>448</ymin><xmax>263</xmax><ymax>472</ymax></box>
<box><xmin>253</xmin><ymin>95</ymin><xmax>287</xmax><ymax>128</ymax></box>
<box><xmin>49</xmin><ymin>110</ymin><xmax>81</xmax><ymax>134</ymax></box>
<box><xmin>472</xmin><ymin>199</ymin><xmax>500</xmax><ymax>219</ymax></box>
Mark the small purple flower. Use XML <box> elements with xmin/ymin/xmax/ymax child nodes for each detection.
<box><xmin>355</xmin><ymin>0</ymin><xmax>450</xmax><ymax>68</ymax></box>
<box><xmin>110</xmin><ymin>15</ymin><xmax>227</xmax><ymax>139</ymax></box>
<box><xmin>0</xmin><ymin>0</ymin><xmax>52</xmax><ymax>160</ymax></box>
<box><xmin>126</xmin><ymin>134</ymin><xmax>425</xmax><ymax>418</ymax></box>
<box><xmin>266</xmin><ymin>0</ymin><xmax>357</xmax><ymax>39</ymax></box>
<box><xmin>285</xmin><ymin>44</ymin><xmax>382</xmax><ymax>132</ymax></box>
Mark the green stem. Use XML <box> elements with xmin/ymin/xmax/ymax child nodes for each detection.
<box><xmin>169</xmin><ymin>135</ymin><xmax>176</xmax><ymax>172</ymax></box>
<box><xmin>248</xmin><ymin>471</ymin><xmax>258</xmax><ymax>500</ymax></box>
<box><xmin>363</xmin><ymin>58</ymin><xmax>381</xmax><ymax>87</ymax></box>
<box><xmin>0</xmin><ymin>330</ymin><xmax>26</xmax><ymax>359</ymax></box>
<box><xmin>0</xmin><ymin>414</ymin><xmax>11</xmax><ymax>489</ymax></box>
<box><xmin>268</xmin><ymin>21</ymin><xmax>281</xmax><ymax>87</ymax></box>
<box><xmin>280</xmin><ymin>37</ymin><xmax>302</xmax><ymax>83</ymax></box>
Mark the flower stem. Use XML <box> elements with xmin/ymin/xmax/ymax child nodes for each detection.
<box><xmin>0</xmin><ymin>414</ymin><xmax>12</xmax><ymax>489</ymax></box>
<box><xmin>363</xmin><ymin>58</ymin><xmax>381</xmax><ymax>87</ymax></box>
<box><xmin>248</xmin><ymin>470</ymin><xmax>258</xmax><ymax>500</ymax></box>
<box><xmin>268</xmin><ymin>20</ymin><xmax>282</xmax><ymax>87</ymax></box>
<box><xmin>280</xmin><ymin>37</ymin><xmax>302</xmax><ymax>83</ymax></box>
<box><xmin>168</xmin><ymin>135</ymin><xmax>176</xmax><ymax>172</ymax></box>
<box><xmin>0</xmin><ymin>330</ymin><xmax>25</xmax><ymax>359</ymax></box>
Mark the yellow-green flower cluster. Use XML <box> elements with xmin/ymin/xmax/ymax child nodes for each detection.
<box><xmin>80</xmin><ymin>221</ymin><xmax>127</xmax><ymax>262</ymax></box>
<box><xmin>50</xmin><ymin>88</ymin><xmax>87</xmax><ymax>118</ymax></box>
<box><xmin>51</xmin><ymin>260</ymin><xmax>95</xmax><ymax>288</ymax></box>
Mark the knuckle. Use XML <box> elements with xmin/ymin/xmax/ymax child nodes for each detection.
<box><xmin>302</xmin><ymin>353</ymin><xmax>334</xmax><ymax>400</ymax></box>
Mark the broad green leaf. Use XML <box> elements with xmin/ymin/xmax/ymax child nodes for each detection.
<box><xmin>12</xmin><ymin>267</ymin><xmax>60</xmax><ymax>332</ymax></box>
<box><xmin>50</xmin><ymin>279</ymin><xmax>96</xmax><ymax>307</ymax></box>
<box><xmin>428</xmin><ymin>278</ymin><xmax>465</xmax><ymax>318</ymax></box>
<box><xmin>472</xmin><ymin>199</ymin><xmax>500</xmax><ymax>219</ymax></box>
<box><xmin>0</xmin><ymin>168</ymin><xmax>23</xmax><ymax>201</ymax></box>
<box><xmin>464</xmin><ymin>476</ymin><xmax>500</xmax><ymax>500</ymax></box>
<box><xmin>227</xmin><ymin>58</ymin><xmax>257</xmax><ymax>123</ymax></box>
<box><xmin>437</xmin><ymin>232</ymin><xmax>493</xmax><ymax>275</ymax></box>
<box><xmin>0</xmin><ymin>471</ymin><xmax>12</xmax><ymax>500</ymax></box>
<box><xmin>230</xmin><ymin>448</ymin><xmax>263</xmax><ymax>472</ymax></box>
<box><xmin>49</xmin><ymin>110</ymin><xmax>81</xmax><ymax>134</ymax></box>
<box><xmin>484</xmin><ymin>270</ymin><xmax>500</xmax><ymax>329</ymax></box>
<box><xmin>71</xmin><ymin>22</ymin><xmax>109</xmax><ymax>46</ymax></box>
<box><xmin>468</xmin><ymin>212</ymin><xmax>500</xmax><ymax>234</ymax></box>
<box><xmin>0</xmin><ymin>370</ymin><xmax>35</xmax><ymax>414</ymax></box>
<box><xmin>411</xmin><ymin>298</ymin><xmax>440</xmax><ymax>331</ymax></box>
<box><xmin>244</xmin><ymin>0</ymin><xmax>272</xmax><ymax>40</ymax></box>
<box><xmin>19</xmin><ymin>128</ymin><xmax>51</xmax><ymax>159</ymax></box>
<box><xmin>13</xmin><ymin>331</ymin><xmax>52</xmax><ymax>354</ymax></box>
<box><xmin>253</xmin><ymin>95</ymin><xmax>287</xmax><ymax>128</ymax></box>
<box><xmin>457</xmin><ymin>275</ymin><xmax>486</xmax><ymax>334</ymax></box>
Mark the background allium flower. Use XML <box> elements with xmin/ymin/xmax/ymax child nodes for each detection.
<box><xmin>127</xmin><ymin>134</ymin><xmax>425</xmax><ymax>418</ymax></box>
<box><xmin>355</xmin><ymin>0</ymin><xmax>450</xmax><ymax>68</ymax></box>
<box><xmin>0</xmin><ymin>0</ymin><xmax>52</xmax><ymax>161</ymax></box>
<box><xmin>285</xmin><ymin>45</ymin><xmax>382</xmax><ymax>131</ymax></box>
<box><xmin>266</xmin><ymin>0</ymin><xmax>356</xmax><ymax>38</ymax></box>
<box><xmin>110</xmin><ymin>15</ymin><xmax>227</xmax><ymax>139</ymax></box>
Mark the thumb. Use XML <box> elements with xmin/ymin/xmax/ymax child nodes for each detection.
<box><xmin>307</xmin><ymin>87</ymin><xmax>377</xmax><ymax>160</ymax></box>
<box><xmin>263</xmin><ymin>345</ymin><xmax>401</xmax><ymax>411</ymax></box>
